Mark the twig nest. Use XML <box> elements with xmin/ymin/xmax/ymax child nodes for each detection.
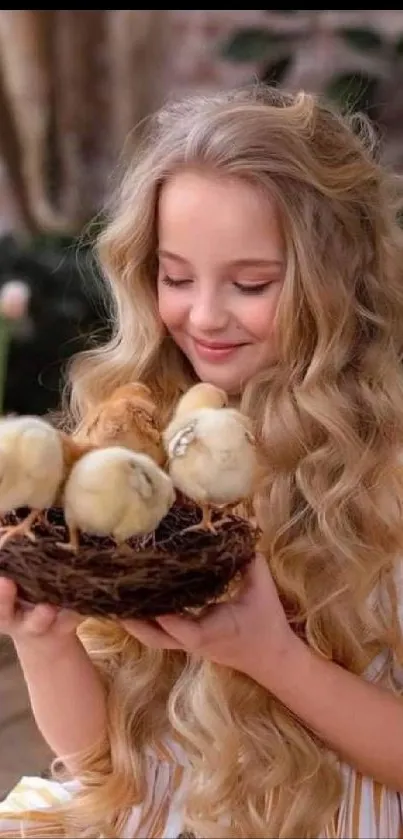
<box><xmin>0</xmin><ymin>497</ymin><xmax>259</xmax><ymax>619</ymax></box>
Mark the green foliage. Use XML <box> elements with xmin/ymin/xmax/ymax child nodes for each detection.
<box><xmin>0</xmin><ymin>233</ymin><xmax>110</xmax><ymax>417</ymax></box>
<box><xmin>324</xmin><ymin>71</ymin><xmax>379</xmax><ymax>115</ymax></box>
<box><xmin>220</xmin><ymin>27</ymin><xmax>285</xmax><ymax>63</ymax></box>
<box><xmin>262</xmin><ymin>55</ymin><xmax>293</xmax><ymax>86</ymax></box>
<box><xmin>336</xmin><ymin>26</ymin><xmax>383</xmax><ymax>52</ymax></box>
<box><xmin>219</xmin><ymin>12</ymin><xmax>403</xmax><ymax>118</ymax></box>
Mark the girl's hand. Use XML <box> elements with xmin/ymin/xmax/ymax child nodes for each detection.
<box><xmin>0</xmin><ymin>576</ymin><xmax>81</xmax><ymax>646</ymax></box>
<box><xmin>121</xmin><ymin>553</ymin><xmax>297</xmax><ymax>685</ymax></box>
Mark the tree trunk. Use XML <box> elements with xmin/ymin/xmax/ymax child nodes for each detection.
<box><xmin>54</xmin><ymin>11</ymin><xmax>111</xmax><ymax>227</ymax></box>
<box><xmin>0</xmin><ymin>10</ymin><xmax>171</xmax><ymax>236</ymax></box>
<box><xmin>108</xmin><ymin>11</ymin><xmax>169</xmax><ymax>155</ymax></box>
<box><xmin>0</xmin><ymin>10</ymin><xmax>69</xmax><ymax>231</ymax></box>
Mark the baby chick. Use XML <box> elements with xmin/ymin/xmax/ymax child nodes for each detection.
<box><xmin>0</xmin><ymin>414</ymin><xmax>66</xmax><ymax>548</ymax></box>
<box><xmin>162</xmin><ymin>382</ymin><xmax>260</xmax><ymax>533</ymax></box>
<box><xmin>74</xmin><ymin>382</ymin><xmax>165</xmax><ymax>466</ymax></box>
<box><xmin>59</xmin><ymin>445</ymin><xmax>176</xmax><ymax>552</ymax></box>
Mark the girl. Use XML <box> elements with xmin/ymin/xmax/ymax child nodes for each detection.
<box><xmin>1</xmin><ymin>83</ymin><xmax>403</xmax><ymax>839</ymax></box>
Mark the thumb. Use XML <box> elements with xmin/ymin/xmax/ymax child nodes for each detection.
<box><xmin>157</xmin><ymin>597</ymin><xmax>241</xmax><ymax>650</ymax></box>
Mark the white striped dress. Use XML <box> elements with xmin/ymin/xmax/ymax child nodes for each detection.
<box><xmin>1</xmin><ymin>573</ymin><xmax>403</xmax><ymax>838</ymax></box>
<box><xmin>1</xmin><ymin>651</ymin><xmax>402</xmax><ymax>839</ymax></box>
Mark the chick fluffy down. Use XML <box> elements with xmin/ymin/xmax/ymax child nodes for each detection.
<box><xmin>63</xmin><ymin>446</ymin><xmax>175</xmax><ymax>542</ymax></box>
<box><xmin>0</xmin><ymin>415</ymin><xmax>64</xmax><ymax>513</ymax></box>
<box><xmin>163</xmin><ymin>408</ymin><xmax>258</xmax><ymax>506</ymax></box>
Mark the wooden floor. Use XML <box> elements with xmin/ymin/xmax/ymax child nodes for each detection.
<box><xmin>0</xmin><ymin>638</ymin><xmax>52</xmax><ymax>801</ymax></box>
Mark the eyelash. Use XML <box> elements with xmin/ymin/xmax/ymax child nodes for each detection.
<box><xmin>160</xmin><ymin>275</ymin><xmax>271</xmax><ymax>295</ymax></box>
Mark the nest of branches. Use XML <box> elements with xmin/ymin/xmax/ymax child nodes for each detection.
<box><xmin>0</xmin><ymin>497</ymin><xmax>259</xmax><ymax>619</ymax></box>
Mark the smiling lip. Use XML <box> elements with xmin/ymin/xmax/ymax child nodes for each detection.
<box><xmin>191</xmin><ymin>337</ymin><xmax>246</xmax><ymax>362</ymax></box>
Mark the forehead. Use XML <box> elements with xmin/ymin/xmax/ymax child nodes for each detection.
<box><xmin>157</xmin><ymin>170</ymin><xmax>284</xmax><ymax>262</ymax></box>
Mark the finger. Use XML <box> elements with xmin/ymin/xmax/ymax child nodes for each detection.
<box><xmin>246</xmin><ymin>551</ymin><xmax>278</xmax><ymax>595</ymax></box>
<box><xmin>156</xmin><ymin>605</ymin><xmax>239</xmax><ymax>651</ymax></box>
<box><xmin>157</xmin><ymin>555</ymin><xmax>275</xmax><ymax>651</ymax></box>
<box><xmin>121</xmin><ymin>617</ymin><xmax>184</xmax><ymax>650</ymax></box>
<box><xmin>55</xmin><ymin>609</ymin><xmax>84</xmax><ymax>633</ymax></box>
<box><xmin>227</xmin><ymin>552</ymin><xmax>273</xmax><ymax>602</ymax></box>
<box><xmin>23</xmin><ymin>603</ymin><xmax>59</xmax><ymax>636</ymax></box>
<box><xmin>0</xmin><ymin>577</ymin><xmax>19</xmax><ymax>626</ymax></box>
<box><xmin>156</xmin><ymin>613</ymin><xmax>206</xmax><ymax>650</ymax></box>
<box><xmin>250</xmin><ymin>551</ymin><xmax>270</xmax><ymax>577</ymax></box>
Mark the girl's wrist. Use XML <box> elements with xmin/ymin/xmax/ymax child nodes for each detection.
<box><xmin>248</xmin><ymin>627</ymin><xmax>307</xmax><ymax>692</ymax></box>
<box><xmin>14</xmin><ymin>630</ymin><xmax>81</xmax><ymax>664</ymax></box>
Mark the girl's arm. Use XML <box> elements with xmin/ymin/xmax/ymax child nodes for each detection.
<box><xmin>257</xmin><ymin>636</ymin><xmax>403</xmax><ymax>791</ymax></box>
<box><xmin>122</xmin><ymin>554</ymin><xmax>403</xmax><ymax>792</ymax></box>
<box><xmin>15</xmin><ymin>632</ymin><xmax>108</xmax><ymax>773</ymax></box>
<box><xmin>0</xmin><ymin>577</ymin><xmax>108</xmax><ymax>775</ymax></box>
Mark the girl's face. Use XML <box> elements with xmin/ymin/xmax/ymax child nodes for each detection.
<box><xmin>157</xmin><ymin>171</ymin><xmax>285</xmax><ymax>395</ymax></box>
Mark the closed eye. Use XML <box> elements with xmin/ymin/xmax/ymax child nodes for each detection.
<box><xmin>160</xmin><ymin>275</ymin><xmax>192</xmax><ymax>288</ymax></box>
<box><xmin>129</xmin><ymin>463</ymin><xmax>154</xmax><ymax>497</ymax></box>
<box><xmin>234</xmin><ymin>282</ymin><xmax>273</xmax><ymax>295</ymax></box>
<box><xmin>161</xmin><ymin>276</ymin><xmax>274</xmax><ymax>294</ymax></box>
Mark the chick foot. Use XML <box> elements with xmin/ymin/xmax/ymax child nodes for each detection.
<box><xmin>115</xmin><ymin>540</ymin><xmax>133</xmax><ymax>556</ymax></box>
<box><xmin>0</xmin><ymin>509</ymin><xmax>41</xmax><ymax>549</ymax></box>
<box><xmin>182</xmin><ymin>504</ymin><xmax>218</xmax><ymax>535</ymax></box>
<box><xmin>210</xmin><ymin>500</ymin><xmax>244</xmax><ymax>530</ymax></box>
<box><xmin>56</xmin><ymin>524</ymin><xmax>80</xmax><ymax>553</ymax></box>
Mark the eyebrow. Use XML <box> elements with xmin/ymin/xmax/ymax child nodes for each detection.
<box><xmin>158</xmin><ymin>249</ymin><xmax>284</xmax><ymax>268</ymax></box>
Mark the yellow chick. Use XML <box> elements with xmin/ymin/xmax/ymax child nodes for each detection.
<box><xmin>162</xmin><ymin>382</ymin><xmax>260</xmax><ymax>533</ymax></box>
<box><xmin>0</xmin><ymin>415</ymin><xmax>66</xmax><ymax>548</ymax></box>
<box><xmin>58</xmin><ymin>445</ymin><xmax>176</xmax><ymax>552</ymax></box>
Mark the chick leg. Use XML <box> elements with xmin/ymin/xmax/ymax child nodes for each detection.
<box><xmin>56</xmin><ymin>523</ymin><xmax>80</xmax><ymax>553</ymax></box>
<box><xmin>115</xmin><ymin>540</ymin><xmax>133</xmax><ymax>557</ymax></box>
<box><xmin>183</xmin><ymin>503</ymin><xmax>218</xmax><ymax>535</ymax></box>
<box><xmin>212</xmin><ymin>500</ymin><xmax>242</xmax><ymax>528</ymax></box>
<box><xmin>0</xmin><ymin>509</ymin><xmax>41</xmax><ymax>549</ymax></box>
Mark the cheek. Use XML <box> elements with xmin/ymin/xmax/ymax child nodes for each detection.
<box><xmin>157</xmin><ymin>287</ymin><xmax>187</xmax><ymax>333</ymax></box>
<box><xmin>241</xmin><ymin>295</ymin><xmax>279</xmax><ymax>343</ymax></box>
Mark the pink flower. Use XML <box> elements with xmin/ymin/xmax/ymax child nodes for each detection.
<box><xmin>0</xmin><ymin>280</ymin><xmax>31</xmax><ymax>321</ymax></box>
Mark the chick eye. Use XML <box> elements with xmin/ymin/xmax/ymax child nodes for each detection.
<box><xmin>129</xmin><ymin>462</ymin><xmax>154</xmax><ymax>497</ymax></box>
<box><xmin>129</xmin><ymin>462</ymin><xmax>153</xmax><ymax>485</ymax></box>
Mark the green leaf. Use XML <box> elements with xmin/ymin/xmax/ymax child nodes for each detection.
<box><xmin>325</xmin><ymin>71</ymin><xmax>379</xmax><ymax>115</ymax></box>
<box><xmin>336</xmin><ymin>26</ymin><xmax>384</xmax><ymax>52</ymax></box>
<box><xmin>261</xmin><ymin>55</ymin><xmax>293</xmax><ymax>85</ymax></box>
<box><xmin>220</xmin><ymin>27</ymin><xmax>287</xmax><ymax>62</ymax></box>
<box><xmin>395</xmin><ymin>35</ymin><xmax>403</xmax><ymax>57</ymax></box>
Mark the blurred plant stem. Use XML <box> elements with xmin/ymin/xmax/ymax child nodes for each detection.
<box><xmin>0</xmin><ymin>280</ymin><xmax>31</xmax><ymax>415</ymax></box>
<box><xmin>0</xmin><ymin>314</ymin><xmax>10</xmax><ymax>415</ymax></box>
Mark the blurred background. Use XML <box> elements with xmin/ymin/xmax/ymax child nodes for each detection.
<box><xmin>1</xmin><ymin>7</ymin><xmax>403</xmax><ymax>797</ymax></box>
<box><xmin>0</xmin><ymin>10</ymin><xmax>402</xmax><ymax>419</ymax></box>
<box><xmin>1</xmin><ymin>10</ymin><xmax>403</xmax><ymax>419</ymax></box>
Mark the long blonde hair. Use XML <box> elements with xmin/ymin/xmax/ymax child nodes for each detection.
<box><xmin>17</xmin><ymin>85</ymin><xmax>403</xmax><ymax>838</ymax></box>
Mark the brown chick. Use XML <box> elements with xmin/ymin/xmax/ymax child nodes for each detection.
<box><xmin>162</xmin><ymin>382</ymin><xmax>260</xmax><ymax>533</ymax></box>
<box><xmin>74</xmin><ymin>383</ymin><xmax>165</xmax><ymax>466</ymax></box>
<box><xmin>53</xmin><ymin>431</ymin><xmax>96</xmax><ymax>504</ymax></box>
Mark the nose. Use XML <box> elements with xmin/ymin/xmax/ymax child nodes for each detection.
<box><xmin>188</xmin><ymin>290</ymin><xmax>229</xmax><ymax>333</ymax></box>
